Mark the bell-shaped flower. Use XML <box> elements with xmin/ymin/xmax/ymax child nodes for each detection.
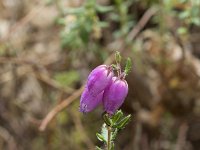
<box><xmin>103</xmin><ymin>77</ymin><xmax>128</xmax><ymax>115</ymax></box>
<box><xmin>80</xmin><ymin>88</ymin><xmax>104</xmax><ymax>113</ymax></box>
<box><xmin>87</xmin><ymin>65</ymin><xmax>113</xmax><ymax>96</ymax></box>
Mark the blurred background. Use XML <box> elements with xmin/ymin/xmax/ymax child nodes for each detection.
<box><xmin>0</xmin><ymin>0</ymin><xmax>200</xmax><ymax>149</ymax></box>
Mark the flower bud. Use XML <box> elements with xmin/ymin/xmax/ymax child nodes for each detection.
<box><xmin>87</xmin><ymin>65</ymin><xmax>113</xmax><ymax>96</ymax></box>
<box><xmin>103</xmin><ymin>77</ymin><xmax>128</xmax><ymax>115</ymax></box>
<box><xmin>80</xmin><ymin>88</ymin><xmax>103</xmax><ymax>113</ymax></box>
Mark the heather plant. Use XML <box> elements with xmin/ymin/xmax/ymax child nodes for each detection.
<box><xmin>80</xmin><ymin>52</ymin><xmax>132</xmax><ymax>150</ymax></box>
<box><xmin>57</xmin><ymin>0</ymin><xmax>113</xmax><ymax>49</ymax></box>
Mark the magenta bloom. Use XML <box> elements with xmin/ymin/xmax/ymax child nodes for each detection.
<box><xmin>79</xmin><ymin>64</ymin><xmax>129</xmax><ymax>114</ymax></box>
<box><xmin>87</xmin><ymin>65</ymin><xmax>113</xmax><ymax>96</ymax></box>
<box><xmin>103</xmin><ymin>77</ymin><xmax>128</xmax><ymax>114</ymax></box>
<box><xmin>80</xmin><ymin>88</ymin><xmax>104</xmax><ymax>113</ymax></box>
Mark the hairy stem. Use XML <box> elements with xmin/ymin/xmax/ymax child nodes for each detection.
<box><xmin>107</xmin><ymin>125</ymin><xmax>112</xmax><ymax>150</ymax></box>
<box><xmin>116</xmin><ymin>63</ymin><xmax>121</xmax><ymax>77</ymax></box>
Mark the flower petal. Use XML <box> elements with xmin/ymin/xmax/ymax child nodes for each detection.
<box><xmin>80</xmin><ymin>88</ymin><xmax>104</xmax><ymax>113</ymax></box>
<box><xmin>87</xmin><ymin>65</ymin><xmax>113</xmax><ymax>96</ymax></box>
<box><xmin>103</xmin><ymin>77</ymin><xmax>128</xmax><ymax>114</ymax></box>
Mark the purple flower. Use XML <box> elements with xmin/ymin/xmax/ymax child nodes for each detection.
<box><xmin>103</xmin><ymin>77</ymin><xmax>128</xmax><ymax>115</ymax></box>
<box><xmin>80</xmin><ymin>64</ymin><xmax>129</xmax><ymax>114</ymax></box>
<box><xmin>80</xmin><ymin>88</ymin><xmax>104</xmax><ymax>113</ymax></box>
<box><xmin>87</xmin><ymin>65</ymin><xmax>113</xmax><ymax>96</ymax></box>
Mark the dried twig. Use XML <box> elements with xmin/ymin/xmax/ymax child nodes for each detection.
<box><xmin>0</xmin><ymin>57</ymin><xmax>75</xmax><ymax>94</ymax></box>
<box><xmin>35</xmin><ymin>72</ymin><xmax>75</xmax><ymax>94</ymax></box>
<box><xmin>127</xmin><ymin>7</ymin><xmax>158</xmax><ymax>41</ymax></box>
<box><xmin>39</xmin><ymin>86</ymin><xmax>84</xmax><ymax>131</ymax></box>
<box><xmin>106</xmin><ymin>7</ymin><xmax>157</xmax><ymax>64</ymax></box>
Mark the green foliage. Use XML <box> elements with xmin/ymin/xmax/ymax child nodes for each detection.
<box><xmin>177</xmin><ymin>0</ymin><xmax>200</xmax><ymax>26</ymax></box>
<box><xmin>111</xmin><ymin>64</ymin><xmax>118</xmax><ymax>70</ymax></box>
<box><xmin>156</xmin><ymin>0</ymin><xmax>200</xmax><ymax>35</ymax></box>
<box><xmin>95</xmin><ymin>5</ymin><xmax>113</xmax><ymax>13</ymax></box>
<box><xmin>58</xmin><ymin>0</ymin><xmax>113</xmax><ymax>49</ymax></box>
<box><xmin>115</xmin><ymin>51</ymin><xmax>122</xmax><ymax>64</ymax></box>
<box><xmin>112</xmin><ymin>0</ymin><xmax>134</xmax><ymax>37</ymax></box>
<box><xmin>58</xmin><ymin>0</ymin><xmax>135</xmax><ymax>49</ymax></box>
<box><xmin>177</xmin><ymin>26</ymin><xmax>187</xmax><ymax>35</ymax></box>
<box><xmin>54</xmin><ymin>70</ymin><xmax>79</xmax><ymax>87</ymax></box>
<box><xmin>54</xmin><ymin>0</ymin><xmax>200</xmax><ymax>50</ymax></box>
<box><xmin>96</xmin><ymin>133</ymin><xmax>106</xmax><ymax>142</ymax></box>
<box><xmin>103</xmin><ymin>113</ymin><xmax>112</xmax><ymax>126</ymax></box>
<box><xmin>125</xmin><ymin>58</ymin><xmax>132</xmax><ymax>75</ymax></box>
<box><xmin>112</xmin><ymin>110</ymin><xmax>123</xmax><ymax>123</ymax></box>
<box><xmin>96</xmin><ymin>146</ymin><xmax>103</xmax><ymax>150</ymax></box>
<box><xmin>113</xmin><ymin>114</ymin><xmax>131</xmax><ymax>129</ymax></box>
<box><xmin>57</xmin><ymin>111</ymin><xmax>68</xmax><ymax>125</ymax></box>
<box><xmin>100</xmin><ymin>123</ymin><xmax>108</xmax><ymax>142</ymax></box>
<box><xmin>96</xmin><ymin>110</ymin><xmax>132</xmax><ymax>149</ymax></box>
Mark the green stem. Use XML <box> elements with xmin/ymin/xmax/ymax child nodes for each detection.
<box><xmin>107</xmin><ymin>125</ymin><xmax>111</xmax><ymax>150</ymax></box>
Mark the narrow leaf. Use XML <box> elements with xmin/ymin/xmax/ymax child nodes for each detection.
<box><xmin>115</xmin><ymin>51</ymin><xmax>122</xmax><ymax>64</ymax></box>
<box><xmin>114</xmin><ymin>115</ymin><xmax>131</xmax><ymax>129</ymax></box>
<box><xmin>103</xmin><ymin>114</ymin><xmax>112</xmax><ymax>126</ymax></box>
<box><xmin>125</xmin><ymin>58</ymin><xmax>132</xmax><ymax>75</ymax></box>
<box><xmin>96</xmin><ymin>146</ymin><xmax>103</xmax><ymax>150</ymax></box>
<box><xmin>101</xmin><ymin>123</ymin><xmax>108</xmax><ymax>141</ymax></box>
<box><xmin>96</xmin><ymin>133</ymin><xmax>106</xmax><ymax>142</ymax></box>
<box><xmin>111</xmin><ymin>64</ymin><xmax>118</xmax><ymax>70</ymax></box>
<box><xmin>96</xmin><ymin>5</ymin><xmax>113</xmax><ymax>13</ymax></box>
<box><xmin>98</xmin><ymin>21</ymin><xmax>109</xmax><ymax>28</ymax></box>
<box><xmin>56</xmin><ymin>18</ymin><xmax>66</xmax><ymax>25</ymax></box>
<box><xmin>111</xmin><ymin>128</ymin><xmax>118</xmax><ymax>141</ymax></box>
<box><xmin>64</xmin><ymin>7</ymin><xmax>84</xmax><ymax>14</ymax></box>
<box><xmin>112</xmin><ymin>110</ymin><xmax>123</xmax><ymax>123</ymax></box>
<box><xmin>111</xmin><ymin>142</ymin><xmax>115</xmax><ymax>150</ymax></box>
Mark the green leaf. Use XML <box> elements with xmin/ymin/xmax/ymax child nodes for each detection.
<box><xmin>109</xmin><ymin>13</ymin><xmax>120</xmax><ymax>21</ymax></box>
<box><xmin>103</xmin><ymin>114</ymin><xmax>112</xmax><ymax>126</ymax></box>
<box><xmin>56</xmin><ymin>18</ymin><xmax>66</xmax><ymax>26</ymax></box>
<box><xmin>115</xmin><ymin>51</ymin><xmax>122</xmax><ymax>64</ymax></box>
<box><xmin>179</xmin><ymin>10</ymin><xmax>190</xmax><ymax>19</ymax></box>
<box><xmin>111</xmin><ymin>128</ymin><xmax>118</xmax><ymax>141</ymax></box>
<box><xmin>111</xmin><ymin>142</ymin><xmax>115</xmax><ymax>150</ymax></box>
<box><xmin>125</xmin><ymin>57</ymin><xmax>132</xmax><ymax>75</ymax></box>
<box><xmin>111</xmin><ymin>64</ymin><xmax>118</xmax><ymax>70</ymax></box>
<box><xmin>96</xmin><ymin>146</ymin><xmax>103</xmax><ymax>150</ymax></box>
<box><xmin>112</xmin><ymin>110</ymin><xmax>123</xmax><ymax>123</ymax></box>
<box><xmin>192</xmin><ymin>17</ymin><xmax>200</xmax><ymax>26</ymax></box>
<box><xmin>96</xmin><ymin>133</ymin><xmax>106</xmax><ymax>142</ymax></box>
<box><xmin>177</xmin><ymin>27</ymin><xmax>187</xmax><ymax>35</ymax></box>
<box><xmin>64</xmin><ymin>7</ymin><xmax>84</xmax><ymax>14</ymax></box>
<box><xmin>98</xmin><ymin>21</ymin><xmax>109</xmax><ymax>28</ymax></box>
<box><xmin>114</xmin><ymin>115</ymin><xmax>131</xmax><ymax>129</ymax></box>
<box><xmin>101</xmin><ymin>123</ymin><xmax>108</xmax><ymax>141</ymax></box>
<box><xmin>96</xmin><ymin>5</ymin><xmax>113</xmax><ymax>13</ymax></box>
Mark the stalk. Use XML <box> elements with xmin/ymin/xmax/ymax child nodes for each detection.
<box><xmin>107</xmin><ymin>125</ymin><xmax>112</xmax><ymax>150</ymax></box>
